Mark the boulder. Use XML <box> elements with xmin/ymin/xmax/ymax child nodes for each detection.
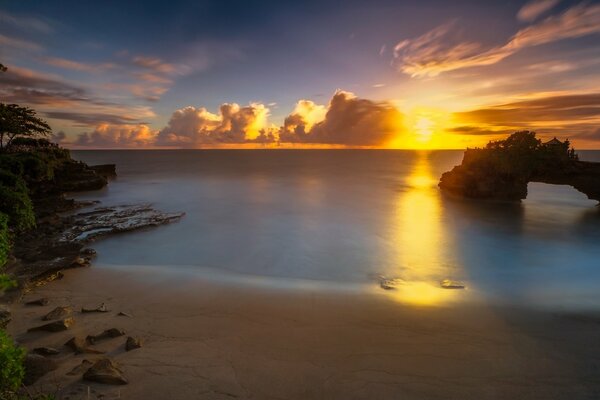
<box><xmin>33</xmin><ymin>347</ymin><xmax>60</xmax><ymax>356</ymax></box>
<box><xmin>87</xmin><ymin>328</ymin><xmax>125</xmax><ymax>344</ymax></box>
<box><xmin>125</xmin><ymin>336</ymin><xmax>143</xmax><ymax>351</ymax></box>
<box><xmin>42</xmin><ymin>306</ymin><xmax>72</xmax><ymax>321</ymax></box>
<box><xmin>25</xmin><ymin>298</ymin><xmax>49</xmax><ymax>306</ymax></box>
<box><xmin>23</xmin><ymin>354</ymin><xmax>58</xmax><ymax>385</ymax></box>
<box><xmin>67</xmin><ymin>359</ymin><xmax>93</xmax><ymax>376</ymax></box>
<box><xmin>64</xmin><ymin>337</ymin><xmax>104</xmax><ymax>354</ymax></box>
<box><xmin>28</xmin><ymin>317</ymin><xmax>74</xmax><ymax>332</ymax></box>
<box><xmin>83</xmin><ymin>358</ymin><xmax>128</xmax><ymax>385</ymax></box>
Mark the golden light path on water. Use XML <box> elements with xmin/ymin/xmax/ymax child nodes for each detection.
<box><xmin>387</xmin><ymin>151</ymin><xmax>464</xmax><ymax>306</ymax></box>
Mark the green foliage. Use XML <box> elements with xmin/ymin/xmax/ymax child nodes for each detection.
<box><xmin>0</xmin><ymin>329</ymin><xmax>25</xmax><ymax>396</ymax></box>
<box><xmin>0</xmin><ymin>167</ymin><xmax>35</xmax><ymax>231</ymax></box>
<box><xmin>0</xmin><ymin>104</ymin><xmax>52</xmax><ymax>150</ymax></box>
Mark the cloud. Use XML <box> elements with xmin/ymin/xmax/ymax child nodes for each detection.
<box><xmin>156</xmin><ymin>103</ymin><xmax>273</xmax><ymax>146</ymax></box>
<box><xmin>393</xmin><ymin>3</ymin><xmax>600</xmax><ymax>77</ymax></box>
<box><xmin>132</xmin><ymin>56</ymin><xmax>177</xmax><ymax>74</ymax></box>
<box><xmin>0</xmin><ymin>66</ymin><xmax>155</xmax><ymax>126</ymax></box>
<box><xmin>75</xmin><ymin>124</ymin><xmax>157</xmax><ymax>148</ymax></box>
<box><xmin>518</xmin><ymin>0</ymin><xmax>560</xmax><ymax>22</ymax></box>
<box><xmin>0</xmin><ymin>10</ymin><xmax>53</xmax><ymax>34</ymax></box>
<box><xmin>0</xmin><ymin>34</ymin><xmax>41</xmax><ymax>51</ymax></box>
<box><xmin>454</xmin><ymin>92</ymin><xmax>600</xmax><ymax>138</ymax></box>
<box><xmin>42</xmin><ymin>56</ymin><xmax>116</xmax><ymax>73</ymax></box>
<box><xmin>279</xmin><ymin>91</ymin><xmax>403</xmax><ymax>146</ymax></box>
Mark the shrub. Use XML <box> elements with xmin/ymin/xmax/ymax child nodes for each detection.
<box><xmin>0</xmin><ymin>186</ymin><xmax>35</xmax><ymax>231</ymax></box>
<box><xmin>0</xmin><ymin>329</ymin><xmax>25</xmax><ymax>396</ymax></box>
<box><xmin>0</xmin><ymin>213</ymin><xmax>9</xmax><ymax>268</ymax></box>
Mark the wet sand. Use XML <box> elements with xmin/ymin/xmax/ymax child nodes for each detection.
<box><xmin>8</xmin><ymin>266</ymin><xmax>600</xmax><ymax>399</ymax></box>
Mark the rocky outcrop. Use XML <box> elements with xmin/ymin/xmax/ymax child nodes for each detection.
<box><xmin>28</xmin><ymin>317</ymin><xmax>74</xmax><ymax>332</ymax></box>
<box><xmin>23</xmin><ymin>354</ymin><xmax>58</xmax><ymax>385</ymax></box>
<box><xmin>83</xmin><ymin>358</ymin><xmax>128</xmax><ymax>385</ymax></box>
<box><xmin>90</xmin><ymin>164</ymin><xmax>117</xmax><ymax>179</ymax></box>
<box><xmin>439</xmin><ymin>132</ymin><xmax>600</xmax><ymax>202</ymax></box>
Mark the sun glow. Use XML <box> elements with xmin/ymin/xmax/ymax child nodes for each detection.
<box><xmin>388</xmin><ymin>106</ymin><xmax>466</xmax><ymax>149</ymax></box>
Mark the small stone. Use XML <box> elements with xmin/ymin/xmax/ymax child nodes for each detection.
<box><xmin>28</xmin><ymin>317</ymin><xmax>74</xmax><ymax>332</ymax></box>
<box><xmin>42</xmin><ymin>306</ymin><xmax>72</xmax><ymax>321</ymax></box>
<box><xmin>440</xmin><ymin>279</ymin><xmax>466</xmax><ymax>289</ymax></box>
<box><xmin>83</xmin><ymin>358</ymin><xmax>128</xmax><ymax>385</ymax></box>
<box><xmin>67</xmin><ymin>359</ymin><xmax>93</xmax><ymax>376</ymax></box>
<box><xmin>33</xmin><ymin>347</ymin><xmax>60</xmax><ymax>356</ymax></box>
<box><xmin>26</xmin><ymin>298</ymin><xmax>49</xmax><ymax>306</ymax></box>
<box><xmin>87</xmin><ymin>328</ymin><xmax>125</xmax><ymax>344</ymax></box>
<box><xmin>64</xmin><ymin>337</ymin><xmax>104</xmax><ymax>354</ymax></box>
<box><xmin>81</xmin><ymin>303</ymin><xmax>109</xmax><ymax>313</ymax></box>
<box><xmin>117</xmin><ymin>311</ymin><xmax>132</xmax><ymax>317</ymax></box>
<box><xmin>125</xmin><ymin>336</ymin><xmax>142</xmax><ymax>351</ymax></box>
<box><xmin>23</xmin><ymin>354</ymin><xmax>58</xmax><ymax>385</ymax></box>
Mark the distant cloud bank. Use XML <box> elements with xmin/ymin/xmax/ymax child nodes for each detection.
<box><xmin>66</xmin><ymin>91</ymin><xmax>405</xmax><ymax>148</ymax></box>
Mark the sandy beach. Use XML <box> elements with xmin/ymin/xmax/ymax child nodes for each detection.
<box><xmin>8</xmin><ymin>265</ymin><xmax>600</xmax><ymax>400</ymax></box>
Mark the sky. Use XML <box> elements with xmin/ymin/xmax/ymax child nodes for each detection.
<box><xmin>1</xmin><ymin>0</ymin><xmax>600</xmax><ymax>149</ymax></box>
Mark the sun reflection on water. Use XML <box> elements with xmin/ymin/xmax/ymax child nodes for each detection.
<box><xmin>386</xmin><ymin>151</ymin><xmax>464</xmax><ymax>306</ymax></box>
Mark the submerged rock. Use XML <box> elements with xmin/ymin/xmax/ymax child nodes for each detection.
<box><xmin>65</xmin><ymin>337</ymin><xmax>104</xmax><ymax>354</ymax></box>
<box><xmin>83</xmin><ymin>358</ymin><xmax>128</xmax><ymax>385</ymax></box>
<box><xmin>24</xmin><ymin>354</ymin><xmax>58</xmax><ymax>385</ymax></box>
<box><xmin>87</xmin><ymin>328</ymin><xmax>125</xmax><ymax>344</ymax></box>
<box><xmin>117</xmin><ymin>311</ymin><xmax>132</xmax><ymax>317</ymax></box>
<box><xmin>125</xmin><ymin>336</ymin><xmax>143</xmax><ymax>351</ymax></box>
<box><xmin>28</xmin><ymin>317</ymin><xmax>74</xmax><ymax>332</ymax></box>
<box><xmin>42</xmin><ymin>306</ymin><xmax>72</xmax><ymax>321</ymax></box>
<box><xmin>33</xmin><ymin>346</ymin><xmax>60</xmax><ymax>356</ymax></box>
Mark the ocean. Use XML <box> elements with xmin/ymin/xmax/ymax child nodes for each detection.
<box><xmin>71</xmin><ymin>149</ymin><xmax>600</xmax><ymax>310</ymax></box>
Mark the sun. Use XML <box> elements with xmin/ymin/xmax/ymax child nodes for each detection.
<box><xmin>386</xmin><ymin>106</ymin><xmax>465</xmax><ymax>149</ymax></box>
<box><xmin>414</xmin><ymin>116</ymin><xmax>434</xmax><ymax>142</ymax></box>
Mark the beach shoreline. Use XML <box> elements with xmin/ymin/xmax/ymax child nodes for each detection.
<box><xmin>8</xmin><ymin>264</ymin><xmax>600</xmax><ymax>399</ymax></box>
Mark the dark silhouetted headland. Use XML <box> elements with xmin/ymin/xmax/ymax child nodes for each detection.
<box><xmin>439</xmin><ymin>131</ymin><xmax>600</xmax><ymax>202</ymax></box>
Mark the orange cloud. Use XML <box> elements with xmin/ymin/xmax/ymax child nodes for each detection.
<box><xmin>517</xmin><ymin>0</ymin><xmax>560</xmax><ymax>22</ymax></box>
<box><xmin>76</xmin><ymin>124</ymin><xmax>157</xmax><ymax>148</ymax></box>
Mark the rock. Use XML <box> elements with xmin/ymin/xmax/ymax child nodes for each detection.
<box><xmin>83</xmin><ymin>358</ymin><xmax>128</xmax><ymax>385</ymax></box>
<box><xmin>438</xmin><ymin>132</ymin><xmax>600</xmax><ymax>202</ymax></box>
<box><xmin>377</xmin><ymin>275</ymin><xmax>404</xmax><ymax>291</ymax></box>
<box><xmin>0</xmin><ymin>305</ymin><xmax>10</xmax><ymax>329</ymax></box>
<box><xmin>117</xmin><ymin>311</ymin><xmax>132</xmax><ymax>317</ymax></box>
<box><xmin>125</xmin><ymin>336</ymin><xmax>142</xmax><ymax>351</ymax></box>
<box><xmin>67</xmin><ymin>359</ymin><xmax>93</xmax><ymax>376</ymax></box>
<box><xmin>62</xmin><ymin>204</ymin><xmax>184</xmax><ymax>243</ymax></box>
<box><xmin>26</xmin><ymin>298</ymin><xmax>49</xmax><ymax>306</ymax></box>
<box><xmin>65</xmin><ymin>337</ymin><xmax>104</xmax><ymax>354</ymax></box>
<box><xmin>440</xmin><ymin>279</ymin><xmax>466</xmax><ymax>289</ymax></box>
<box><xmin>90</xmin><ymin>164</ymin><xmax>117</xmax><ymax>179</ymax></box>
<box><xmin>42</xmin><ymin>306</ymin><xmax>72</xmax><ymax>321</ymax></box>
<box><xmin>87</xmin><ymin>328</ymin><xmax>125</xmax><ymax>344</ymax></box>
<box><xmin>81</xmin><ymin>248</ymin><xmax>97</xmax><ymax>257</ymax></box>
<box><xmin>71</xmin><ymin>256</ymin><xmax>90</xmax><ymax>267</ymax></box>
<box><xmin>33</xmin><ymin>346</ymin><xmax>60</xmax><ymax>356</ymax></box>
<box><xmin>28</xmin><ymin>317</ymin><xmax>74</xmax><ymax>332</ymax></box>
<box><xmin>81</xmin><ymin>303</ymin><xmax>109</xmax><ymax>313</ymax></box>
<box><xmin>23</xmin><ymin>353</ymin><xmax>58</xmax><ymax>385</ymax></box>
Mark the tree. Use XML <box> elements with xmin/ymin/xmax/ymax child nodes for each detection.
<box><xmin>0</xmin><ymin>104</ymin><xmax>52</xmax><ymax>150</ymax></box>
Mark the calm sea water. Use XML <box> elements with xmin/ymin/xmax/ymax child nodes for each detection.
<box><xmin>71</xmin><ymin>150</ymin><xmax>600</xmax><ymax>310</ymax></box>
